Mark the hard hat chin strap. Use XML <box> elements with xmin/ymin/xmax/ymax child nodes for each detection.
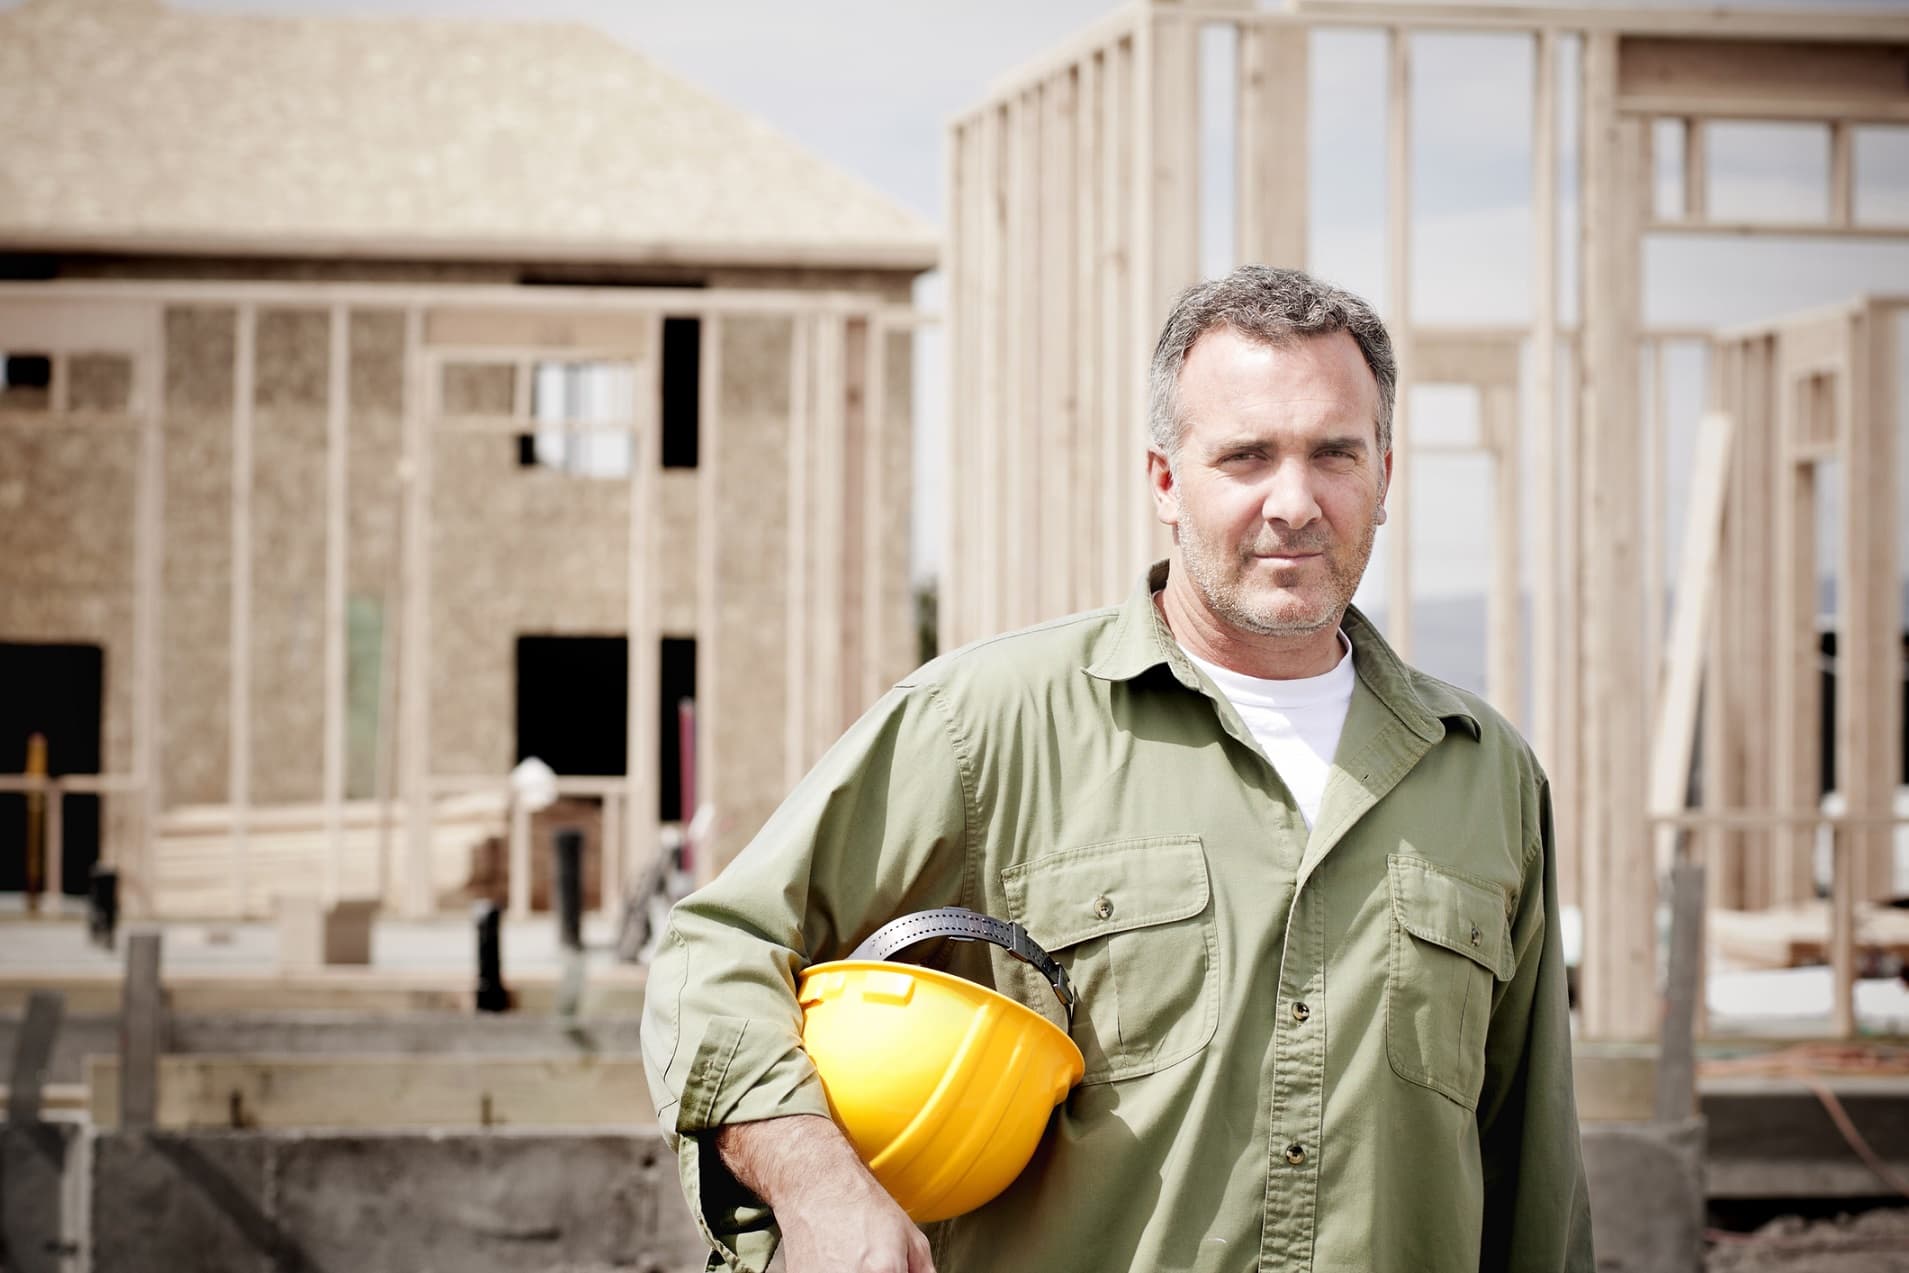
<box><xmin>849</xmin><ymin>907</ymin><xmax>1077</xmax><ymax>1024</ymax></box>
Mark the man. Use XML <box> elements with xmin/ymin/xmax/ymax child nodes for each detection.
<box><xmin>642</xmin><ymin>265</ymin><xmax>1593</xmax><ymax>1272</ymax></box>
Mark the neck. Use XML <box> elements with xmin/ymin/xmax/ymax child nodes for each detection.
<box><xmin>1156</xmin><ymin>567</ymin><xmax>1347</xmax><ymax>680</ymax></box>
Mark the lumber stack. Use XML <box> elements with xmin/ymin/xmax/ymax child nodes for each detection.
<box><xmin>148</xmin><ymin>791</ymin><xmax>507</xmax><ymax>918</ymax></box>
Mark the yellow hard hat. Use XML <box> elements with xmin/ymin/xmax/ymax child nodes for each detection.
<box><xmin>798</xmin><ymin>907</ymin><xmax>1085</xmax><ymax>1222</ymax></box>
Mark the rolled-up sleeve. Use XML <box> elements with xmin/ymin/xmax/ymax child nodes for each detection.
<box><xmin>641</xmin><ymin>682</ymin><xmax>972</xmax><ymax>1270</ymax></box>
<box><xmin>1476</xmin><ymin>777</ymin><xmax>1595</xmax><ymax>1273</ymax></box>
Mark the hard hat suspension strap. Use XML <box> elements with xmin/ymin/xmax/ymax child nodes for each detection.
<box><xmin>848</xmin><ymin>907</ymin><xmax>1077</xmax><ymax>1023</ymax></box>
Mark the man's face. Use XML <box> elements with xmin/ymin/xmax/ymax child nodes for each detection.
<box><xmin>1149</xmin><ymin>327</ymin><xmax>1390</xmax><ymax>639</ymax></box>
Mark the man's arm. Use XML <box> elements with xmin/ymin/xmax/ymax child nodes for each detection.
<box><xmin>716</xmin><ymin>1116</ymin><xmax>934</xmax><ymax>1273</ymax></box>
<box><xmin>1475</xmin><ymin>778</ymin><xmax>1595</xmax><ymax>1273</ymax></box>
<box><xmin>641</xmin><ymin>683</ymin><xmax>971</xmax><ymax>1272</ymax></box>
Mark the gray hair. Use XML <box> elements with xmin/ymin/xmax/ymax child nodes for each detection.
<box><xmin>1147</xmin><ymin>265</ymin><xmax>1397</xmax><ymax>458</ymax></box>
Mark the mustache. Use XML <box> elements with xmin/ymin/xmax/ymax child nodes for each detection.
<box><xmin>1242</xmin><ymin>532</ymin><xmax>1332</xmax><ymax>556</ymax></box>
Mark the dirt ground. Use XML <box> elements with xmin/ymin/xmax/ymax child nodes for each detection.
<box><xmin>1709</xmin><ymin>1208</ymin><xmax>1909</xmax><ymax>1272</ymax></box>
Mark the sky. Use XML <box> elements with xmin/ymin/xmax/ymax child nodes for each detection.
<box><xmin>14</xmin><ymin>0</ymin><xmax>1909</xmax><ymax>687</ymax></box>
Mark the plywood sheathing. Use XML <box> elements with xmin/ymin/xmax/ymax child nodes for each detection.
<box><xmin>0</xmin><ymin>0</ymin><xmax>936</xmax><ymax>271</ymax></box>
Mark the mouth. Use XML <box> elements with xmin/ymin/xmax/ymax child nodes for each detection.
<box><xmin>1251</xmin><ymin>551</ymin><xmax>1322</xmax><ymax>565</ymax></box>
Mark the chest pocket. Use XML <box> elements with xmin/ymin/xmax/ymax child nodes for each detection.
<box><xmin>1385</xmin><ymin>853</ymin><xmax>1515</xmax><ymax>1110</ymax></box>
<box><xmin>1001</xmin><ymin>835</ymin><xmax>1218</xmax><ymax>1085</ymax></box>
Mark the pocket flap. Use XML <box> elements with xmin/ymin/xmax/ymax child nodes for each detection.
<box><xmin>1002</xmin><ymin>835</ymin><xmax>1210</xmax><ymax>950</ymax></box>
<box><xmin>1387</xmin><ymin>854</ymin><xmax>1513</xmax><ymax>980</ymax></box>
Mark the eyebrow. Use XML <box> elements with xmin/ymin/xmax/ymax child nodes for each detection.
<box><xmin>1206</xmin><ymin>432</ymin><xmax>1372</xmax><ymax>457</ymax></box>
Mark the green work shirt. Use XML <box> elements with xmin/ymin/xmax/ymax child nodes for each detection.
<box><xmin>642</xmin><ymin>562</ymin><xmax>1593</xmax><ymax>1272</ymax></box>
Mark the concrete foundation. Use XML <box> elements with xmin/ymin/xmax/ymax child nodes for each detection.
<box><xmin>6</xmin><ymin>1126</ymin><xmax>706</xmax><ymax>1273</ymax></box>
<box><xmin>1582</xmin><ymin>1118</ymin><xmax>1707</xmax><ymax>1273</ymax></box>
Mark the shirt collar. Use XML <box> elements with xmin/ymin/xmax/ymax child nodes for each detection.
<box><xmin>1085</xmin><ymin>559</ymin><xmax>1481</xmax><ymax>744</ymax></box>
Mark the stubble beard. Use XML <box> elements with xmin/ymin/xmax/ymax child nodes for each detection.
<box><xmin>1175</xmin><ymin>493</ymin><xmax>1381</xmax><ymax>638</ymax></box>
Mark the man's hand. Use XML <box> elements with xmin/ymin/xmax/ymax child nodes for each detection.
<box><xmin>716</xmin><ymin>1114</ymin><xmax>934</xmax><ymax>1273</ymax></box>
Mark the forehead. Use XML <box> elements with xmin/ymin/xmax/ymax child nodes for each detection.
<box><xmin>1175</xmin><ymin>327</ymin><xmax>1380</xmax><ymax>445</ymax></box>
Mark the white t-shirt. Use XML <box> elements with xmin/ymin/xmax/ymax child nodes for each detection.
<box><xmin>1184</xmin><ymin>633</ymin><xmax>1357</xmax><ymax>828</ymax></box>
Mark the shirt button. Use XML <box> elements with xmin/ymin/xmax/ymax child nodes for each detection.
<box><xmin>1291</xmin><ymin>1001</ymin><xmax>1310</xmax><ymax>1023</ymax></box>
<box><xmin>1092</xmin><ymin>896</ymin><xmax>1114</xmax><ymax>921</ymax></box>
<box><xmin>1285</xmin><ymin>1143</ymin><xmax>1306</xmax><ymax>1166</ymax></box>
<box><xmin>1470</xmin><ymin>923</ymin><xmax>1482</xmax><ymax>946</ymax></box>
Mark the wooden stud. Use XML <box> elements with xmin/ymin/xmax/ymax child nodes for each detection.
<box><xmin>1075</xmin><ymin>55</ymin><xmax>1104</xmax><ymax>614</ymax></box>
<box><xmin>1830</xmin><ymin>120</ymin><xmax>1854</xmax><ymax>228</ymax></box>
<box><xmin>1041</xmin><ymin>71</ymin><xmax>1078</xmax><ymax>622</ymax></box>
<box><xmin>324</xmin><ymin>305</ymin><xmax>350</xmax><ymax>906</ymax></box>
<box><xmin>132</xmin><ymin>302</ymin><xmax>166</xmax><ymax>917</ymax></box>
<box><xmin>812</xmin><ymin>315</ymin><xmax>847</xmax><ymax>754</ymax></box>
<box><xmin>1236</xmin><ymin>24</ymin><xmax>1309</xmax><ymax>269</ymax></box>
<box><xmin>1644</xmin><ymin>338</ymin><xmax>1669</xmax><ymax>699</ymax></box>
<box><xmin>1654</xmin><ymin>857</ymin><xmax>1705</xmax><ymax>1121</ymax></box>
<box><xmin>1486</xmin><ymin>385</ymin><xmax>1522</xmax><ymax>724</ymax></box>
<box><xmin>1106</xmin><ymin>38</ymin><xmax>1137</xmax><ymax>603</ymax></box>
<box><xmin>626</xmin><ymin>317</ymin><xmax>662</xmax><ymax>909</ymax></box>
<box><xmin>506</xmin><ymin>797</ymin><xmax>531</xmax><ymax>921</ymax></box>
<box><xmin>860</xmin><ymin>316</ymin><xmax>887</xmax><ymax>701</ymax></box>
<box><xmin>1578</xmin><ymin>35</ymin><xmax>1653</xmax><ymax>1040</ymax></box>
<box><xmin>1682</xmin><ymin>117</ymin><xmax>1707</xmax><ymax>224</ymax></box>
<box><xmin>228</xmin><ymin>304</ymin><xmax>256</xmax><ymax>918</ymax></box>
<box><xmin>980</xmin><ymin>104</ymin><xmax>1007</xmax><ymax>640</ymax></box>
<box><xmin>1770</xmin><ymin>365</ymin><xmax>1821</xmax><ymax>912</ymax></box>
<box><xmin>399</xmin><ymin>308</ymin><xmax>434</xmax><ymax>918</ymax></box>
<box><xmin>942</xmin><ymin>122</ymin><xmax>969</xmax><ymax>654</ymax></box>
<box><xmin>784</xmin><ymin>316</ymin><xmax>811</xmax><ymax>789</ymax></box>
<box><xmin>1385</xmin><ymin>27</ymin><xmax>1414</xmax><ymax>658</ymax></box>
<box><xmin>694</xmin><ymin>313</ymin><xmax>723</xmax><ymax>887</ymax></box>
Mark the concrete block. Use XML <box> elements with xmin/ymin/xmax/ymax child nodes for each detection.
<box><xmin>2</xmin><ymin>1123</ymin><xmax>78</xmax><ymax>1273</ymax></box>
<box><xmin>273</xmin><ymin>1130</ymin><xmax>706</xmax><ymax>1272</ymax></box>
<box><xmin>1582</xmin><ymin>1117</ymin><xmax>1706</xmax><ymax>1273</ymax></box>
<box><xmin>90</xmin><ymin>1131</ymin><xmax>276</xmax><ymax>1273</ymax></box>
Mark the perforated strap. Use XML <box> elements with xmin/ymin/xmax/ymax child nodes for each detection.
<box><xmin>848</xmin><ymin>907</ymin><xmax>1076</xmax><ymax>1021</ymax></box>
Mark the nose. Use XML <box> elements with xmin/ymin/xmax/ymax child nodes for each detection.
<box><xmin>1259</xmin><ymin>457</ymin><xmax>1322</xmax><ymax>530</ymax></box>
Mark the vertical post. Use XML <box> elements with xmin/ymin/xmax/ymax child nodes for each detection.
<box><xmin>1385</xmin><ymin>28</ymin><xmax>1414</xmax><ymax>657</ymax></box>
<box><xmin>1074</xmin><ymin>56</ymin><xmax>1103</xmax><ymax>613</ymax></box>
<box><xmin>979</xmin><ymin>105</ymin><xmax>1006</xmax><ymax>641</ymax></box>
<box><xmin>1014</xmin><ymin>86</ymin><xmax>1042</xmax><ymax>629</ymax></box>
<box><xmin>6</xmin><ymin>990</ymin><xmax>64</xmax><ymax>1126</ymax></box>
<box><xmin>1236</xmin><ymin>22</ymin><xmax>1309</xmax><ymax>270</ymax></box>
<box><xmin>861</xmin><ymin>317</ymin><xmax>888</xmax><ymax>700</ymax></box>
<box><xmin>324</xmin><ymin>305</ymin><xmax>350</xmax><ymax>906</ymax></box>
<box><xmin>693</xmin><ymin>310</ymin><xmax>722</xmax><ymax>885</ymax></box>
<box><xmin>133</xmin><ymin>303</ymin><xmax>166</xmax><ymax>918</ymax></box>
<box><xmin>943</xmin><ymin>121</ymin><xmax>969</xmax><ymax>653</ymax></box>
<box><xmin>1682</xmin><ymin>118</ymin><xmax>1707</xmax><ymax>224</ymax></box>
<box><xmin>228</xmin><ymin>304</ymin><xmax>256</xmax><ymax>918</ymax></box>
<box><xmin>1039</xmin><ymin>71</ymin><xmax>1077</xmax><ymax>624</ymax></box>
<box><xmin>784</xmin><ymin>316</ymin><xmax>811</xmax><ymax>788</ymax></box>
<box><xmin>1771</xmin><ymin>370</ymin><xmax>1819</xmax><ymax>911</ymax></box>
<box><xmin>1578</xmin><ymin>34</ymin><xmax>1653</xmax><ymax>1040</ymax></box>
<box><xmin>1654</xmin><ymin>857</ymin><xmax>1705</xmax><ymax>1122</ymax></box>
<box><xmin>812</xmin><ymin>316</ymin><xmax>847</xmax><ymax>753</ymax></box>
<box><xmin>1829</xmin><ymin>121</ymin><xmax>1854</xmax><ymax>229</ymax></box>
<box><xmin>1104</xmin><ymin>38</ymin><xmax>1135</xmax><ymax>604</ymax></box>
<box><xmin>626</xmin><ymin>319</ymin><xmax>662</xmax><ymax>929</ymax></box>
<box><xmin>45</xmin><ymin>784</ymin><xmax>63</xmax><ymax>914</ymax></box>
<box><xmin>119</xmin><ymin>931</ymin><xmax>162</xmax><ymax>1129</ymax></box>
<box><xmin>399</xmin><ymin>311</ymin><xmax>435</xmax><ymax>918</ymax></box>
<box><xmin>1644</xmin><ymin>338</ymin><xmax>1669</xmax><ymax>699</ymax></box>
<box><xmin>1486</xmin><ymin>385</ymin><xmax>1523</xmax><ymax>724</ymax></box>
<box><xmin>1530</xmin><ymin>29</ymin><xmax>1569</xmax><ymax>902</ymax></box>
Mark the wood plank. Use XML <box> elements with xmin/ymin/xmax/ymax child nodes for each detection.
<box><xmin>86</xmin><ymin>1054</ymin><xmax>655</xmax><ymax>1131</ymax></box>
<box><xmin>1648</xmin><ymin>410</ymin><xmax>1734</xmax><ymax>867</ymax></box>
<box><xmin>1485</xmin><ymin>385</ymin><xmax>1521</xmax><ymax>724</ymax></box>
<box><xmin>1616</xmin><ymin>37</ymin><xmax>1909</xmax><ymax>117</ymax></box>
<box><xmin>696</xmin><ymin>313</ymin><xmax>724</xmax><ymax>879</ymax></box>
<box><xmin>1040</xmin><ymin>71</ymin><xmax>1077</xmax><ymax>622</ymax></box>
<box><xmin>1235</xmin><ymin>24</ymin><xmax>1308</xmax><ymax>269</ymax></box>
<box><xmin>133</xmin><ymin>302</ymin><xmax>166</xmax><ymax>916</ymax></box>
<box><xmin>1683</xmin><ymin>118</ymin><xmax>1707</xmax><ymax>223</ymax></box>
<box><xmin>1655</xmin><ymin>858</ymin><xmax>1705</xmax><ymax>1121</ymax></box>
<box><xmin>0</xmin><ymin>967</ymin><xmax>648</xmax><ymax>1018</ymax></box>
<box><xmin>1106</xmin><ymin>38</ymin><xmax>1137</xmax><ymax>603</ymax></box>
<box><xmin>811</xmin><ymin>316</ymin><xmax>847</xmax><ymax>752</ymax></box>
<box><xmin>783</xmin><ymin>316</ymin><xmax>811</xmax><ymax>788</ymax></box>
<box><xmin>1075</xmin><ymin>55</ymin><xmax>1104</xmax><ymax>613</ymax></box>
<box><xmin>1530</xmin><ymin>28</ymin><xmax>1567</xmax><ymax>906</ymax></box>
<box><xmin>1770</xmin><ymin>365</ymin><xmax>1821</xmax><ymax>911</ymax></box>
<box><xmin>1830</xmin><ymin>121</ymin><xmax>1854</xmax><ymax>228</ymax></box>
<box><xmin>1411</xmin><ymin>330</ymin><xmax>1520</xmax><ymax>388</ymax></box>
<box><xmin>399</xmin><ymin>308</ymin><xmax>434</xmax><ymax>918</ymax></box>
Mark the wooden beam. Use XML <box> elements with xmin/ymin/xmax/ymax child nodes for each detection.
<box><xmin>1530</xmin><ymin>28</ymin><xmax>1568</xmax><ymax>905</ymax></box>
<box><xmin>812</xmin><ymin>315</ymin><xmax>847</xmax><ymax>752</ymax></box>
<box><xmin>1616</xmin><ymin>37</ymin><xmax>1909</xmax><ymax>120</ymax></box>
<box><xmin>695</xmin><ymin>313</ymin><xmax>724</xmax><ymax>886</ymax></box>
<box><xmin>1075</xmin><ymin>55</ymin><xmax>1104</xmax><ymax>613</ymax></box>
<box><xmin>1770</xmin><ymin>366</ymin><xmax>1821</xmax><ymax>912</ymax></box>
<box><xmin>228</xmin><ymin>305</ymin><xmax>256</xmax><ymax>919</ymax></box>
<box><xmin>1683</xmin><ymin>118</ymin><xmax>1707</xmax><ymax>224</ymax></box>
<box><xmin>943</xmin><ymin>121</ymin><xmax>970</xmax><ymax>654</ymax></box>
<box><xmin>1654</xmin><ymin>858</ymin><xmax>1705</xmax><ymax>1122</ymax></box>
<box><xmin>1385</xmin><ymin>27</ymin><xmax>1414</xmax><ymax>658</ymax></box>
<box><xmin>1236</xmin><ymin>24</ymin><xmax>1309</xmax><ymax>269</ymax></box>
<box><xmin>1106</xmin><ymin>37</ymin><xmax>1138</xmax><ymax>603</ymax></box>
<box><xmin>86</xmin><ymin>1055</ymin><xmax>654</xmax><ymax>1131</ymax></box>
<box><xmin>860</xmin><ymin>315</ymin><xmax>888</xmax><ymax>702</ymax></box>
<box><xmin>979</xmin><ymin>104</ymin><xmax>1007</xmax><ymax>640</ymax></box>
<box><xmin>1040</xmin><ymin>72</ymin><xmax>1077</xmax><ymax>622</ymax></box>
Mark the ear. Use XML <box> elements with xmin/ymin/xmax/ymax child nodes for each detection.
<box><xmin>1375</xmin><ymin>446</ymin><xmax>1394</xmax><ymax>525</ymax></box>
<box><xmin>1148</xmin><ymin>447</ymin><xmax>1180</xmax><ymax>528</ymax></box>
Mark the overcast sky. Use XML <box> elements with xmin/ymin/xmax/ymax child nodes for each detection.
<box><xmin>17</xmin><ymin>0</ymin><xmax>1909</xmax><ymax>685</ymax></box>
